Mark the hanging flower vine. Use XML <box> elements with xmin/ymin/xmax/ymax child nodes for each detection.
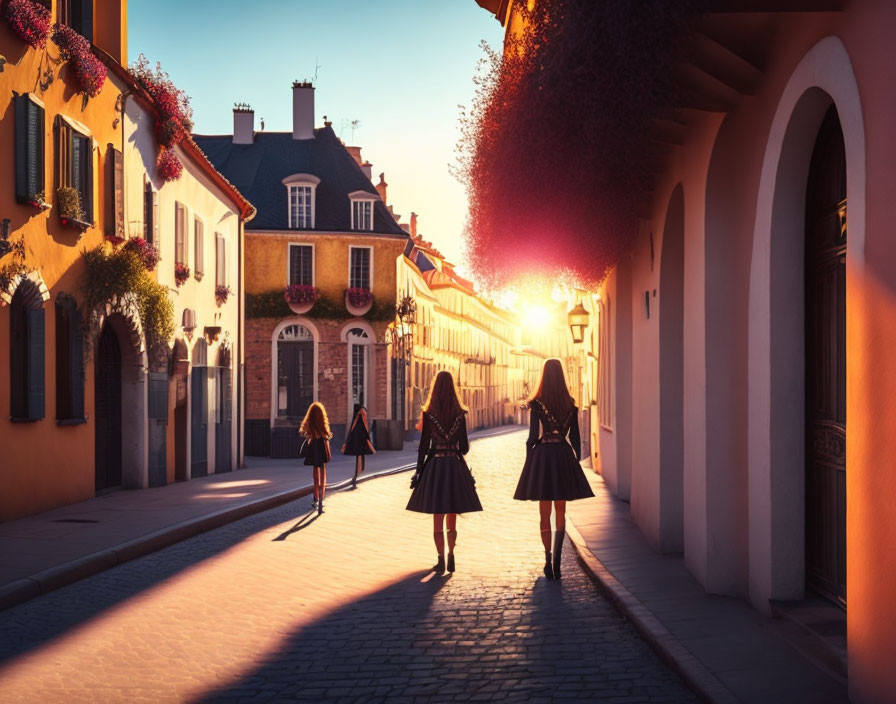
<box><xmin>456</xmin><ymin>0</ymin><xmax>699</xmax><ymax>287</ymax></box>
<box><xmin>158</xmin><ymin>148</ymin><xmax>183</xmax><ymax>182</ymax></box>
<box><xmin>3</xmin><ymin>0</ymin><xmax>51</xmax><ymax>49</ymax></box>
<box><xmin>51</xmin><ymin>23</ymin><xmax>107</xmax><ymax>97</ymax></box>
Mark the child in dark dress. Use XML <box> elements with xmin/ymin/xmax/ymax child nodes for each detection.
<box><xmin>301</xmin><ymin>402</ymin><xmax>332</xmax><ymax>516</ymax></box>
<box><xmin>342</xmin><ymin>404</ymin><xmax>375</xmax><ymax>489</ymax></box>
<box><xmin>513</xmin><ymin>359</ymin><xmax>594</xmax><ymax>579</ymax></box>
<box><xmin>407</xmin><ymin>371</ymin><xmax>482</xmax><ymax>574</ymax></box>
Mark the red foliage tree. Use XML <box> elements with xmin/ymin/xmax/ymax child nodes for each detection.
<box><xmin>458</xmin><ymin>0</ymin><xmax>698</xmax><ymax>287</ymax></box>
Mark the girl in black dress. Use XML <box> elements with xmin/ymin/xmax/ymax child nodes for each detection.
<box><xmin>514</xmin><ymin>359</ymin><xmax>594</xmax><ymax>579</ymax></box>
<box><xmin>300</xmin><ymin>402</ymin><xmax>332</xmax><ymax>516</ymax></box>
<box><xmin>342</xmin><ymin>404</ymin><xmax>375</xmax><ymax>489</ymax></box>
<box><xmin>407</xmin><ymin>371</ymin><xmax>482</xmax><ymax>574</ymax></box>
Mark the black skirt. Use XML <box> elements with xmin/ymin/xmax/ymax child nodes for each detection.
<box><xmin>303</xmin><ymin>437</ymin><xmax>330</xmax><ymax>467</ymax></box>
<box><xmin>513</xmin><ymin>442</ymin><xmax>594</xmax><ymax>501</ymax></box>
<box><xmin>406</xmin><ymin>456</ymin><xmax>483</xmax><ymax>514</ymax></box>
<box><xmin>343</xmin><ymin>422</ymin><xmax>373</xmax><ymax>456</ymax></box>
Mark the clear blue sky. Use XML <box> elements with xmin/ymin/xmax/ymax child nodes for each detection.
<box><xmin>128</xmin><ymin>0</ymin><xmax>504</xmax><ymax>269</ymax></box>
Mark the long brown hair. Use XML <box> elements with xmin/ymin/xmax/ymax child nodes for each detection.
<box><xmin>420</xmin><ymin>370</ymin><xmax>467</xmax><ymax>427</ymax></box>
<box><xmin>529</xmin><ymin>359</ymin><xmax>575</xmax><ymax>418</ymax></box>
<box><xmin>300</xmin><ymin>402</ymin><xmax>332</xmax><ymax>439</ymax></box>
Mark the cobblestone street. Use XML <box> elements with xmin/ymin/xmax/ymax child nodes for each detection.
<box><xmin>0</xmin><ymin>430</ymin><xmax>696</xmax><ymax>703</ymax></box>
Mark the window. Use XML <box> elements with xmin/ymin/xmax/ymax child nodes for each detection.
<box><xmin>351</xmin><ymin>199</ymin><xmax>372</xmax><ymax>231</ymax></box>
<box><xmin>282</xmin><ymin>173</ymin><xmax>319</xmax><ymax>228</ymax></box>
<box><xmin>56</xmin><ymin>118</ymin><xmax>93</xmax><ymax>224</ymax></box>
<box><xmin>194</xmin><ymin>218</ymin><xmax>204</xmax><ymax>279</ymax></box>
<box><xmin>55</xmin><ymin>295</ymin><xmax>84</xmax><ymax>422</ymax></box>
<box><xmin>216</xmin><ymin>233</ymin><xmax>226</xmax><ymax>287</ymax></box>
<box><xmin>598</xmin><ymin>298</ymin><xmax>613</xmax><ymax>430</ymax></box>
<box><xmin>143</xmin><ymin>179</ymin><xmax>158</xmax><ymax>245</ymax></box>
<box><xmin>58</xmin><ymin>0</ymin><xmax>93</xmax><ymax>42</ymax></box>
<box><xmin>289</xmin><ymin>186</ymin><xmax>312</xmax><ymax>228</ymax></box>
<box><xmin>9</xmin><ymin>284</ymin><xmax>45</xmax><ymax>421</ymax></box>
<box><xmin>175</xmin><ymin>202</ymin><xmax>187</xmax><ymax>265</ymax></box>
<box><xmin>349</xmin><ymin>247</ymin><xmax>371</xmax><ymax>290</ymax></box>
<box><xmin>14</xmin><ymin>94</ymin><xmax>45</xmax><ymax>205</ymax></box>
<box><xmin>289</xmin><ymin>244</ymin><xmax>313</xmax><ymax>286</ymax></box>
<box><xmin>105</xmin><ymin>144</ymin><xmax>123</xmax><ymax>237</ymax></box>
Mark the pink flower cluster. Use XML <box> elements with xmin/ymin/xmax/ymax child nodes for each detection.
<box><xmin>129</xmin><ymin>54</ymin><xmax>195</xmax><ymax>132</ymax></box>
<box><xmin>346</xmin><ymin>287</ymin><xmax>373</xmax><ymax>308</ymax></box>
<box><xmin>122</xmin><ymin>237</ymin><xmax>160</xmax><ymax>272</ymax></box>
<box><xmin>155</xmin><ymin>117</ymin><xmax>186</xmax><ymax>149</ymax></box>
<box><xmin>284</xmin><ymin>284</ymin><xmax>319</xmax><ymax>305</ymax></box>
<box><xmin>158</xmin><ymin>149</ymin><xmax>183</xmax><ymax>182</ymax></box>
<box><xmin>3</xmin><ymin>0</ymin><xmax>51</xmax><ymax>49</ymax></box>
<box><xmin>174</xmin><ymin>262</ymin><xmax>190</xmax><ymax>287</ymax></box>
<box><xmin>51</xmin><ymin>23</ymin><xmax>107</xmax><ymax>98</ymax></box>
<box><xmin>215</xmin><ymin>285</ymin><xmax>231</xmax><ymax>305</ymax></box>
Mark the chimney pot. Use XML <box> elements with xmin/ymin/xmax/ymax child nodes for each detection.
<box><xmin>233</xmin><ymin>105</ymin><xmax>254</xmax><ymax>144</ymax></box>
<box><xmin>376</xmin><ymin>172</ymin><xmax>388</xmax><ymax>203</ymax></box>
<box><xmin>292</xmin><ymin>81</ymin><xmax>315</xmax><ymax>140</ymax></box>
<box><xmin>361</xmin><ymin>160</ymin><xmax>372</xmax><ymax>181</ymax></box>
<box><xmin>410</xmin><ymin>212</ymin><xmax>418</xmax><ymax>238</ymax></box>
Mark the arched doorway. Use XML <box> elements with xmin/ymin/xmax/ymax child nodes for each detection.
<box><xmin>804</xmin><ymin>106</ymin><xmax>846</xmax><ymax>607</ymax></box>
<box><xmin>659</xmin><ymin>184</ymin><xmax>685</xmax><ymax>553</ymax></box>
<box><xmin>277</xmin><ymin>324</ymin><xmax>314</xmax><ymax>419</ymax></box>
<box><xmin>191</xmin><ymin>339</ymin><xmax>209</xmax><ymax>478</ymax></box>
<box><xmin>95</xmin><ymin>323</ymin><xmax>123</xmax><ymax>492</ymax></box>
<box><xmin>346</xmin><ymin>326</ymin><xmax>371</xmax><ymax>422</ymax></box>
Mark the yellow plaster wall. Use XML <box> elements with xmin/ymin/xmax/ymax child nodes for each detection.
<box><xmin>0</xmin><ymin>23</ymin><xmax>125</xmax><ymax>520</ymax></box>
<box><xmin>246</xmin><ymin>231</ymin><xmax>406</xmax><ymax>303</ymax></box>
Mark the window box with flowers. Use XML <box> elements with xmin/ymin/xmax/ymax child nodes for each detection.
<box><xmin>284</xmin><ymin>283</ymin><xmax>318</xmax><ymax>315</ymax></box>
<box><xmin>51</xmin><ymin>24</ymin><xmax>107</xmax><ymax>98</ymax></box>
<box><xmin>215</xmin><ymin>284</ymin><xmax>232</xmax><ymax>306</ymax></box>
<box><xmin>345</xmin><ymin>287</ymin><xmax>373</xmax><ymax>316</ymax></box>
<box><xmin>3</xmin><ymin>0</ymin><xmax>51</xmax><ymax>49</ymax></box>
<box><xmin>26</xmin><ymin>191</ymin><xmax>51</xmax><ymax>212</ymax></box>
<box><xmin>174</xmin><ymin>263</ymin><xmax>190</xmax><ymax>287</ymax></box>
<box><xmin>56</xmin><ymin>186</ymin><xmax>89</xmax><ymax>232</ymax></box>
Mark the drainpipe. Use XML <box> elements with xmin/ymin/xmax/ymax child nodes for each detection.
<box><xmin>237</xmin><ymin>217</ymin><xmax>244</xmax><ymax>468</ymax></box>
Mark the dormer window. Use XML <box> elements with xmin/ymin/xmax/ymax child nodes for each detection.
<box><xmin>282</xmin><ymin>173</ymin><xmax>320</xmax><ymax>229</ymax></box>
<box><xmin>348</xmin><ymin>191</ymin><xmax>379</xmax><ymax>231</ymax></box>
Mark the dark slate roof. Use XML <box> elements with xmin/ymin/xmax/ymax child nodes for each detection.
<box><xmin>193</xmin><ymin>126</ymin><xmax>407</xmax><ymax>236</ymax></box>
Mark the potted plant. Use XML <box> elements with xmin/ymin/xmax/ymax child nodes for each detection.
<box><xmin>215</xmin><ymin>284</ymin><xmax>232</xmax><ymax>306</ymax></box>
<box><xmin>284</xmin><ymin>283</ymin><xmax>318</xmax><ymax>315</ymax></box>
<box><xmin>26</xmin><ymin>191</ymin><xmax>51</xmax><ymax>211</ymax></box>
<box><xmin>345</xmin><ymin>287</ymin><xmax>373</xmax><ymax>316</ymax></box>
<box><xmin>3</xmin><ymin>0</ymin><xmax>51</xmax><ymax>49</ymax></box>
<box><xmin>174</xmin><ymin>263</ymin><xmax>190</xmax><ymax>287</ymax></box>
<box><xmin>56</xmin><ymin>186</ymin><xmax>87</xmax><ymax>230</ymax></box>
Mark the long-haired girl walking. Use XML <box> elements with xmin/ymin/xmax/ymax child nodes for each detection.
<box><xmin>342</xmin><ymin>403</ymin><xmax>375</xmax><ymax>489</ymax></box>
<box><xmin>407</xmin><ymin>371</ymin><xmax>482</xmax><ymax>574</ymax></box>
<box><xmin>514</xmin><ymin>359</ymin><xmax>594</xmax><ymax>579</ymax></box>
<box><xmin>300</xmin><ymin>402</ymin><xmax>332</xmax><ymax>516</ymax></box>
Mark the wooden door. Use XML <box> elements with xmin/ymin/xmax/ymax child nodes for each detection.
<box><xmin>278</xmin><ymin>341</ymin><xmax>313</xmax><ymax>418</ymax></box>
<box><xmin>805</xmin><ymin>106</ymin><xmax>847</xmax><ymax>607</ymax></box>
<box><xmin>95</xmin><ymin>325</ymin><xmax>122</xmax><ymax>492</ymax></box>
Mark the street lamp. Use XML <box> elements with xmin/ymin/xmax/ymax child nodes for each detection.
<box><xmin>567</xmin><ymin>301</ymin><xmax>590</xmax><ymax>344</ymax></box>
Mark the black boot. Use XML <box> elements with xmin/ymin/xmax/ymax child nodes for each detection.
<box><xmin>544</xmin><ymin>550</ymin><xmax>554</xmax><ymax>580</ymax></box>
<box><xmin>447</xmin><ymin>553</ymin><xmax>455</xmax><ymax>573</ymax></box>
<box><xmin>433</xmin><ymin>555</ymin><xmax>446</xmax><ymax>574</ymax></box>
<box><xmin>552</xmin><ymin>530</ymin><xmax>565</xmax><ymax>579</ymax></box>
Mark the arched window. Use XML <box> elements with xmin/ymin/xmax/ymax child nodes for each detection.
<box><xmin>55</xmin><ymin>294</ymin><xmax>85</xmax><ymax>422</ymax></box>
<box><xmin>9</xmin><ymin>281</ymin><xmax>45</xmax><ymax>421</ymax></box>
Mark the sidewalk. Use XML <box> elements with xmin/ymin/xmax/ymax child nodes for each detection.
<box><xmin>566</xmin><ymin>470</ymin><xmax>849</xmax><ymax>704</ymax></box>
<box><xmin>0</xmin><ymin>424</ymin><xmax>520</xmax><ymax>611</ymax></box>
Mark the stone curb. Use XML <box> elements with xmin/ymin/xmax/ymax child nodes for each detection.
<box><xmin>565</xmin><ymin>520</ymin><xmax>739</xmax><ymax>704</ymax></box>
<box><xmin>0</xmin><ymin>462</ymin><xmax>415</xmax><ymax>613</ymax></box>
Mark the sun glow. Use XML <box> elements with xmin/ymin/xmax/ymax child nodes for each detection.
<box><xmin>523</xmin><ymin>305</ymin><xmax>551</xmax><ymax>330</ymax></box>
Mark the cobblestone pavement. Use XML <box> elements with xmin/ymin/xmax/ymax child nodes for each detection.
<box><xmin>0</xmin><ymin>430</ymin><xmax>696</xmax><ymax>703</ymax></box>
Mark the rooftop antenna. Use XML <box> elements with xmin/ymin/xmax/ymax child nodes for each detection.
<box><xmin>313</xmin><ymin>57</ymin><xmax>321</xmax><ymax>83</ymax></box>
<box><xmin>350</xmin><ymin>119</ymin><xmax>361</xmax><ymax>143</ymax></box>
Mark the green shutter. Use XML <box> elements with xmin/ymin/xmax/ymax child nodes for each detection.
<box><xmin>82</xmin><ymin>137</ymin><xmax>94</xmax><ymax>224</ymax></box>
<box><xmin>14</xmin><ymin>96</ymin><xmax>44</xmax><ymax>204</ymax></box>
<box><xmin>148</xmin><ymin>372</ymin><xmax>169</xmax><ymax>421</ymax></box>
<box><xmin>27</xmin><ymin>307</ymin><xmax>46</xmax><ymax>420</ymax></box>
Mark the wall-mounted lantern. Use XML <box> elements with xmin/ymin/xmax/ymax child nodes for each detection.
<box><xmin>567</xmin><ymin>301</ymin><xmax>590</xmax><ymax>344</ymax></box>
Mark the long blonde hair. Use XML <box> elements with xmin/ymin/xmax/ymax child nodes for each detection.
<box><xmin>300</xmin><ymin>402</ymin><xmax>332</xmax><ymax>439</ymax></box>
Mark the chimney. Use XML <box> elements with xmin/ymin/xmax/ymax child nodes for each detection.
<box><xmin>292</xmin><ymin>81</ymin><xmax>315</xmax><ymax>140</ymax></box>
<box><xmin>345</xmin><ymin>146</ymin><xmax>363</xmax><ymax>165</ymax></box>
<box><xmin>361</xmin><ymin>160</ymin><xmax>373</xmax><ymax>181</ymax></box>
<box><xmin>410</xmin><ymin>212</ymin><xmax>418</xmax><ymax>238</ymax></box>
<box><xmin>232</xmin><ymin>104</ymin><xmax>254</xmax><ymax>144</ymax></box>
<box><xmin>376</xmin><ymin>173</ymin><xmax>388</xmax><ymax>203</ymax></box>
